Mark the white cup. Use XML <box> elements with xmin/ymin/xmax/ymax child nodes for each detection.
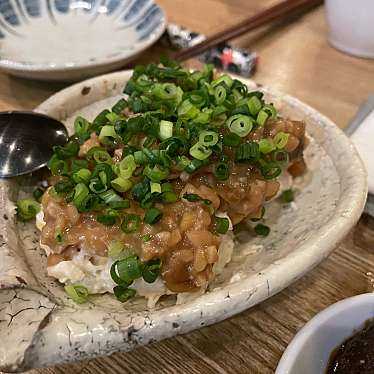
<box><xmin>325</xmin><ymin>0</ymin><xmax>374</xmax><ymax>58</ymax></box>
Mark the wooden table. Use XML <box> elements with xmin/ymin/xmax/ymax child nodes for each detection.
<box><xmin>2</xmin><ymin>1</ymin><xmax>374</xmax><ymax>373</ymax></box>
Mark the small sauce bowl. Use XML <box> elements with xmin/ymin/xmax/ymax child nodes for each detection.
<box><xmin>276</xmin><ymin>293</ymin><xmax>374</xmax><ymax>374</ymax></box>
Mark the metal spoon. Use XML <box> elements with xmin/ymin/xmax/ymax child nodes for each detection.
<box><xmin>0</xmin><ymin>111</ymin><xmax>68</xmax><ymax>178</ymax></box>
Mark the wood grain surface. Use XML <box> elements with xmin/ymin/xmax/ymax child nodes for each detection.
<box><xmin>1</xmin><ymin>1</ymin><xmax>373</xmax><ymax>373</ymax></box>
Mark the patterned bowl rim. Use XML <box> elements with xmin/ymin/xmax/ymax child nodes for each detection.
<box><xmin>0</xmin><ymin>2</ymin><xmax>167</xmax><ymax>72</ymax></box>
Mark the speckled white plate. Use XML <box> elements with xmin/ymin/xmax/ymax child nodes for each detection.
<box><xmin>0</xmin><ymin>0</ymin><xmax>166</xmax><ymax>81</ymax></box>
<box><xmin>0</xmin><ymin>71</ymin><xmax>367</xmax><ymax>372</ymax></box>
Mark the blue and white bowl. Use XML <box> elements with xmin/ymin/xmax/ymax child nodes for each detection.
<box><xmin>0</xmin><ymin>0</ymin><xmax>166</xmax><ymax>80</ymax></box>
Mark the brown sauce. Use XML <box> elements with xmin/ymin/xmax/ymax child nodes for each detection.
<box><xmin>41</xmin><ymin>118</ymin><xmax>307</xmax><ymax>292</ymax></box>
<box><xmin>326</xmin><ymin>319</ymin><xmax>374</xmax><ymax>373</ymax></box>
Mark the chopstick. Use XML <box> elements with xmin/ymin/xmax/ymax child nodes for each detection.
<box><xmin>174</xmin><ymin>0</ymin><xmax>323</xmax><ymax>62</ymax></box>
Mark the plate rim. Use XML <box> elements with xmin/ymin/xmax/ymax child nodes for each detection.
<box><xmin>0</xmin><ymin>3</ymin><xmax>167</xmax><ymax>73</ymax></box>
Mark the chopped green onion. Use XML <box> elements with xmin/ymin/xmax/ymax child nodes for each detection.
<box><xmin>72</xmin><ymin>168</ymin><xmax>91</xmax><ymax>184</ymax></box>
<box><xmin>142</xmin><ymin>259</ymin><xmax>161</xmax><ymax>283</ymax></box>
<box><xmin>254</xmin><ymin>223</ymin><xmax>270</xmax><ymax>237</ymax></box>
<box><xmin>257</xmin><ymin>110</ymin><xmax>269</xmax><ymax>126</ymax></box>
<box><xmin>214</xmin><ymin>85</ymin><xmax>227</xmax><ymax>104</ymax></box>
<box><xmin>226</xmin><ymin>114</ymin><xmax>253</xmax><ymax>137</ymax></box>
<box><xmin>93</xmin><ymin>149</ymin><xmax>112</xmax><ymax>164</ymax></box>
<box><xmin>212</xmin><ymin>105</ymin><xmax>228</xmax><ymax>118</ymax></box>
<box><xmin>183</xmin><ymin>193</ymin><xmax>211</xmax><ymax>205</ymax></box>
<box><xmin>111</xmin><ymin>177</ymin><xmax>132</xmax><ymax>193</ymax></box>
<box><xmin>214</xmin><ymin>216</ymin><xmax>229</xmax><ymax>234</ymax></box>
<box><xmin>109</xmin><ymin>200</ymin><xmax>130</xmax><ymax>210</ymax></box>
<box><xmin>223</xmin><ymin>133</ymin><xmax>241</xmax><ymax>147</ymax></box>
<box><xmin>53</xmin><ymin>140</ymin><xmax>79</xmax><ymax>159</ymax></box>
<box><xmin>48</xmin><ymin>186</ymin><xmax>60</xmax><ymax>199</ymax></box>
<box><xmin>247</xmin><ymin>96</ymin><xmax>262</xmax><ymax>116</ymax></box>
<box><xmin>211</xmin><ymin>74</ymin><xmax>233</xmax><ymax>88</ymax></box>
<box><xmin>176</xmin><ymin>155</ymin><xmax>190</xmax><ymax>170</ymax></box>
<box><xmin>142</xmin><ymin>148</ymin><xmax>159</xmax><ymax>164</ymax></box>
<box><xmin>273</xmin><ymin>150</ymin><xmax>289</xmax><ymax>164</ymax></box>
<box><xmin>89</xmin><ymin>178</ymin><xmax>107</xmax><ymax>194</ymax></box>
<box><xmin>159</xmin><ymin>120</ymin><xmax>174</xmax><ymax>140</ymax></box>
<box><xmin>108</xmin><ymin>240</ymin><xmax>125</xmax><ymax>259</ymax></box>
<box><xmin>195</xmin><ymin>108</ymin><xmax>213</xmax><ymax>124</ymax></box>
<box><xmin>132</xmin><ymin>179</ymin><xmax>150</xmax><ymax>202</ymax></box>
<box><xmin>189</xmin><ymin>142</ymin><xmax>212</xmax><ymax>160</ymax></box>
<box><xmin>71</xmin><ymin>159</ymin><xmax>89</xmax><ymax>173</ymax></box>
<box><xmin>185</xmin><ymin>159</ymin><xmax>206</xmax><ymax>174</ymax></box>
<box><xmin>33</xmin><ymin>187</ymin><xmax>44</xmax><ymax>202</ymax></box>
<box><xmin>111</xmin><ymin>98</ymin><xmax>127</xmax><ymax>114</ymax></box>
<box><xmin>72</xmin><ymin>183</ymin><xmax>89</xmax><ymax>209</ymax></box>
<box><xmin>150</xmin><ymin>182</ymin><xmax>162</xmax><ymax>194</ymax></box>
<box><xmin>113</xmin><ymin>286</ymin><xmax>136</xmax><ymax>303</ymax></box>
<box><xmin>121</xmin><ymin>214</ymin><xmax>141</xmax><ymax>234</ymax></box>
<box><xmin>97</xmin><ymin>214</ymin><xmax>116</xmax><ymax>226</ymax></box>
<box><xmin>142</xmin><ymin>234</ymin><xmax>152</xmax><ymax>242</ymax></box>
<box><xmin>257</xmin><ymin>104</ymin><xmax>276</xmax><ymax>127</ymax></box>
<box><xmin>64</xmin><ymin>284</ymin><xmax>89</xmax><ymax>304</ymax></box>
<box><xmin>282</xmin><ymin>189</ymin><xmax>294</xmax><ymax>203</ymax></box>
<box><xmin>162</xmin><ymin>191</ymin><xmax>177</xmax><ymax>203</ymax></box>
<box><xmin>54</xmin><ymin>180</ymin><xmax>74</xmax><ymax>194</ymax></box>
<box><xmin>262</xmin><ymin>104</ymin><xmax>277</xmax><ymax>118</ymax></box>
<box><xmin>159</xmin><ymin>150</ymin><xmax>171</xmax><ymax>167</ymax></box>
<box><xmin>161</xmin><ymin>182</ymin><xmax>173</xmax><ymax>193</ymax></box>
<box><xmin>143</xmin><ymin>135</ymin><xmax>156</xmax><ymax>148</ymax></box>
<box><xmin>140</xmin><ymin>192</ymin><xmax>154</xmax><ymax>209</ymax></box>
<box><xmin>178</xmin><ymin>99</ymin><xmax>199</xmax><ymax>119</ymax></box>
<box><xmin>79</xmin><ymin>194</ymin><xmax>100</xmax><ymax>212</ymax></box>
<box><xmin>143</xmin><ymin>164</ymin><xmax>169</xmax><ymax>182</ymax></box>
<box><xmin>260</xmin><ymin>162</ymin><xmax>282</xmax><ymax>180</ymax></box>
<box><xmin>273</xmin><ymin>132</ymin><xmax>289</xmax><ymax>149</ymax></box>
<box><xmin>99</xmin><ymin>189</ymin><xmax>123</xmax><ymax>204</ymax></box>
<box><xmin>110</xmin><ymin>262</ymin><xmax>132</xmax><ymax>287</ymax></box>
<box><xmin>97</xmin><ymin>209</ymin><xmax>118</xmax><ymax>225</ymax></box>
<box><xmin>99</xmin><ymin>125</ymin><xmax>118</xmax><ymax>145</ymax></box>
<box><xmin>152</xmin><ymin>82</ymin><xmax>179</xmax><ymax>100</ymax></box>
<box><xmin>117</xmin><ymin>155</ymin><xmax>137</xmax><ymax>179</ymax></box>
<box><xmin>94</xmin><ymin>109</ymin><xmax>110</xmax><ymax>124</ymax></box>
<box><xmin>134</xmin><ymin>150</ymin><xmax>147</xmax><ymax>165</ymax></box>
<box><xmin>16</xmin><ymin>199</ymin><xmax>40</xmax><ymax>221</ymax></box>
<box><xmin>160</xmin><ymin>137</ymin><xmax>185</xmax><ymax>156</ymax></box>
<box><xmin>183</xmin><ymin>193</ymin><xmax>201</xmax><ymax>202</ymax></box>
<box><xmin>259</xmin><ymin>139</ymin><xmax>275</xmax><ymax>154</ymax></box>
<box><xmin>144</xmin><ymin>207</ymin><xmax>163</xmax><ymax>224</ymax></box>
<box><xmin>74</xmin><ymin>116</ymin><xmax>91</xmax><ymax>143</ymax></box>
<box><xmin>160</xmin><ymin>183</ymin><xmax>177</xmax><ymax>202</ymax></box>
<box><xmin>199</xmin><ymin>131</ymin><xmax>219</xmax><ymax>147</ymax></box>
<box><xmin>106</xmin><ymin>112</ymin><xmax>121</xmax><ymax>124</ymax></box>
<box><xmin>47</xmin><ymin>155</ymin><xmax>68</xmax><ymax>176</ymax></box>
<box><xmin>113</xmin><ymin>256</ymin><xmax>142</xmax><ymax>282</ymax></box>
<box><xmin>235</xmin><ymin>142</ymin><xmax>260</xmax><ymax>162</ymax></box>
<box><xmin>214</xmin><ymin>162</ymin><xmax>229</xmax><ymax>180</ymax></box>
<box><xmin>91</xmin><ymin>163</ymin><xmax>115</xmax><ymax>181</ymax></box>
<box><xmin>55</xmin><ymin>229</ymin><xmax>63</xmax><ymax>243</ymax></box>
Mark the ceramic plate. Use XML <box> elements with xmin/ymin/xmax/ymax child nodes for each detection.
<box><xmin>0</xmin><ymin>0</ymin><xmax>166</xmax><ymax>81</ymax></box>
<box><xmin>0</xmin><ymin>72</ymin><xmax>367</xmax><ymax>372</ymax></box>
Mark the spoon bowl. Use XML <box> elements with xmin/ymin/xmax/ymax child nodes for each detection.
<box><xmin>0</xmin><ymin>111</ymin><xmax>68</xmax><ymax>178</ymax></box>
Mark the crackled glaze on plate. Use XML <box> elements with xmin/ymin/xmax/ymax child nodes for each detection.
<box><xmin>0</xmin><ymin>72</ymin><xmax>367</xmax><ymax>372</ymax></box>
<box><xmin>0</xmin><ymin>0</ymin><xmax>166</xmax><ymax>80</ymax></box>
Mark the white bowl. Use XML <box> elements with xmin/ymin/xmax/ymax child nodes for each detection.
<box><xmin>0</xmin><ymin>72</ymin><xmax>367</xmax><ymax>372</ymax></box>
<box><xmin>276</xmin><ymin>293</ymin><xmax>374</xmax><ymax>374</ymax></box>
<box><xmin>0</xmin><ymin>0</ymin><xmax>166</xmax><ymax>81</ymax></box>
<box><xmin>325</xmin><ymin>0</ymin><xmax>374</xmax><ymax>59</ymax></box>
